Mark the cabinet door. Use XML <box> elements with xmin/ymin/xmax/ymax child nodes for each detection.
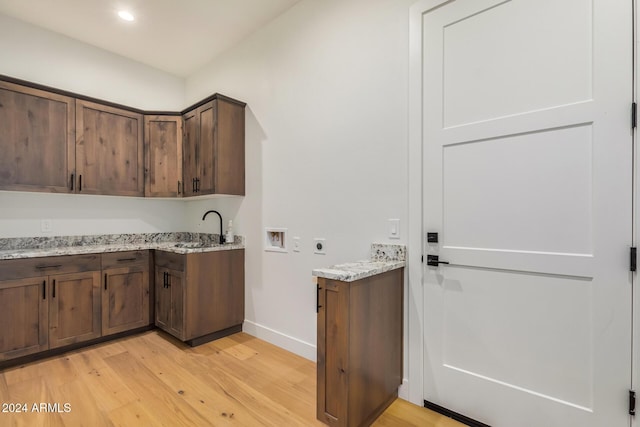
<box><xmin>76</xmin><ymin>100</ymin><xmax>144</xmax><ymax>196</ymax></box>
<box><xmin>182</xmin><ymin>110</ymin><xmax>198</xmax><ymax>197</ymax></box>
<box><xmin>317</xmin><ymin>279</ymin><xmax>348</xmax><ymax>426</ymax></box>
<box><xmin>102</xmin><ymin>266</ymin><xmax>150</xmax><ymax>335</ymax></box>
<box><xmin>215</xmin><ymin>99</ymin><xmax>245</xmax><ymax>195</ymax></box>
<box><xmin>49</xmin><ymin>271</ymin><xmax>101</xmax><ymax>348</ymax></box>
<box><xmin>0</xmin><ymin>81</ymin><xmax>75</xmax><ymax>193</ymax></box>
<box><xmin>196</xmin><ymin>102</ymin><xmax>216</xmax><ymax>195</ymax></box>
<box><xmin>144</xmin><ymin>115</ymin><xmax>183</xmax><ymax>197</ymax></box>
<box><xmin>155</xmin><ymin>267</ymin><xmax>184</xmax><ymax>340</ymax></box>
<box><xmin>0</xmin><ymin>277</ymin><xmax>49</xmax><ymax>361</ymax></box>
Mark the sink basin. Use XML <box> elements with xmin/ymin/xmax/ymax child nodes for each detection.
<box><xmin>173</xmin><ymin>242</ymin><xmax>212</xmax><ymax>249</ymax></box>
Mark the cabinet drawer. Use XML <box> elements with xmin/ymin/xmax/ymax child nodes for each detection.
<box><xmin>154</xmin><ymin>250</ymin><xmax>185</xmax><ymax>271</ymax></box>
<box><xmin>0</xmin><ymin>254</ymin><xmax>101</xmax><ymax>281</ymax></box>
<box><xmin>101</xmin><ymin>251</ymin><xmax>149</xmax><ymax>270</ymax></box>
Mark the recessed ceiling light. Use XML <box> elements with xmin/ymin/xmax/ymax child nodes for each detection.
<box><xmin>118</xmin><ymin>10</ymin><xmax>135</xmax><ymax>22</ymax></box>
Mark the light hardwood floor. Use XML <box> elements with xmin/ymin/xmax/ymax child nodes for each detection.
<box><xmin>0</xmin><ymin>331</ymin><xmax>464</xmax><ymax>426</ymax></box>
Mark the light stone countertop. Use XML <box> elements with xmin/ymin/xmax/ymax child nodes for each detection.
<box><xmin>0</xmin><ymin>232</ymin><xmax>244</xmax><ymax>260</ymax></box>
<box><xmin>312</xmin><ymin>243</ymin><xmax>406</xmax><ymax>282</ymax></box>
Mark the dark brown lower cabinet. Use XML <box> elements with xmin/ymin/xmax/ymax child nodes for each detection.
<box><xmin>0</xmin><ymin>252</ymin><xmax>152</xmax><ymax>363</ymax></box>
<box><xmin>155</xmin><ymin>265</ymin><xmax>184</xmax><ymax>340</ymax></box>
<box><xmin>102</xmin><ymin>251</ymin><xmax>151</xmax><ymax>336</ymax></box>
<box><xmin>317</xmin><ymin>268</ymin><xmax>404</xmax><ymax>427</ymax></box>
<box><xmin>154</xmin><ymin>249</ymin><xmax>244</xmax><ymax>345</ymax></box>
<box><xmin>0</xmin><ymin>276</ymin><xmax>49</xmax><ymax>361</ymax></box>
<box><xmin>49</xmin><ymin>271</ymin><xmax>101</xmax><ymax>349</ymax></box>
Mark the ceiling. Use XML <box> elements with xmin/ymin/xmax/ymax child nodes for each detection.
<box><xmin>0</xmin><ymin>0</ymin><xmax>301</xmax><ymax>77</ymax></box>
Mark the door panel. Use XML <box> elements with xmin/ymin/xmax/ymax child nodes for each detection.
<box><xmin>182</xmin><ymin>111</ymin><xmax>198</xmax><ymax>197</ymax></box>
<box><xmin>76</xmin><ymin>100</ymin><xmax>143</xmax><ymax>196</ymax></box>
<box><xmin>0</xmin><ymin>277</ymin><xmax>49</xmax><ymax>360</ymax></box>
<box><xmin>49</xmin><ymin>271</ymin><xmax>101</xmax><ymax>348</ymax></box>
<box><xmin>103</xmin><ymin>267</ymin><xmax>149</xmax><ymax>335</ymax></box>
<box><xmin>441</xmin><ymin>0</ymin><xmax>592</xmax><ymax>128</ymax></box>
<box><xmin>420</xmin><ymin>0</ymin><xmax>632</xmax><ymax>426</ymax></box>
<box><xmin>197</xmin><ymin>102</ymin><xmax>216</xmax><ymax>195</ymax></box>
<box><xmin>0</xmin><ymin>81</ymin><xmax>75</xmax><ymax>193</ymax></box>
<box><xmin>144</xmin><ymin>115</ymin><xmax>183</xmax><ymax>197</ymax></box>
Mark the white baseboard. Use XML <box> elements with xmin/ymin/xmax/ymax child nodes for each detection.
<box><xmin>398</xmin><ymin>378</ymin><xmax>409</xmax><ymax>400</ymax></box>
<box><xmin>243</xmin><ymin>320</ymin><xmax>317</xmax><ymax>361</ymax></box>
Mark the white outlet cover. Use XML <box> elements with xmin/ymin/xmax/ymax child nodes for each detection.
<box><xmin>41</xmin><ymin>219</ymin><xmax>53</xmax><ymax>232</ymax></box>
<box><xmin>293</xmin><ymin>237</ymin><xmax>301</xmax><ymax>252</ymax></box>
<box><xmin>314</xmin><ymin>238</ymin><xmax>326</xmax><ymax>255</ymax></box>
<box><xmin>389</xmin><ymin>218</ymin><xmax>400</xmax><ymax>239</ymax></box>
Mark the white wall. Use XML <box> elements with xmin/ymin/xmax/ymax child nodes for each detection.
<box><xmin>0</xmin><ymin>14</ymin><xmax>187</xmax><ymax>238</ymax></box>
<box><xmin>185</xmin><ymin>0</ymin><xmax>413</xmax><ymax>366</ymax></box>
<box><xmin>0</xmin><ymin>14</ymin><xmax>184</xmax><ymax>109</ymax></box>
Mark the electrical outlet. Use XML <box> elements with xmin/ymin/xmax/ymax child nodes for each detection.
<box><xmin>293</xmin><ymin>237</ymin><xmax>301</xmax><ymax>252</ymax></box>
<box><xmin>314</xmin><ymin>238</ymin><xmax>326</xmax><ymax>255</ymax></box>
<box><xmin>41</xmin><ymin>219</ymin><xmax>52</xmax><ymax>232</ymax></box>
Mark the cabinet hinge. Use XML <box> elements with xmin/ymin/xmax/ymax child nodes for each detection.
<box><xmin>633</xmin><ymin>102</ymin><xmax>637</xmax><ymax>129</ymax></box>
<box><xmin>631</xmin><ymin>247</ymin><xmax>637</xmax><ymax>272</ymax></box>
<box><xmin>630</xmin><ymin>390</ymin><xmax>636</xmax><ymax>416</ymax></box>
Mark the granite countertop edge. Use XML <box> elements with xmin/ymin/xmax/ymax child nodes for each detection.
<box><xmin>0</xmin><ymin>241</ymin><xmax>245</xmax><ymax>260</ymax></box>
<box><xmin>312</xmin><ymin>260</ymin><xmax>406</xmax><ymax>282</ymax></box>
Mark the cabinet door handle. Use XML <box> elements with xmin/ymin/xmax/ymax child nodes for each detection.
<box><xmin>36</xmin><ymin>264</ymin><xmax>62</xmax><ymax>270</ymax></box>
<box><xmin>70</xmin><ymin>173</ymin><xmax>74</xmax><ymax>191</ymax></box>
<box><xmin>117</xmin><ymin>257</ymin><xmax>137</xmax><ymax>262</ymax></box>
<box><xmin>42</xmin><ymin>280</ymin><xmax>46</xmax><ymax>300</ymax></box>
<box><xmin>163</xmin><ymin>272</ymin><xmax>167</xmax><ymax>288</ymax></box>
<box><xmin>52</xmin><ymin>280</ymin><xmax>56</xmax><ymax>298</ymax></box>
<box><xmin>104</xmin><ymin>273</ymin><xmax>108</xmax><ymax>290</ymax></box>
<box><xmin>79</xmin><ymin>175</ymin><xmax>82</xmax><ymax>192</ymax></box>
<box><xmin>316</xmin><ymin>284</ymin><xmax>322</xmax><ymax>313</ymax></box>
<box><xmin>178</xmin><ymin>181</ymin><xmax>181</xmax><ymax>195</ymax></box>
<box><xmin>196</xmin><ymin>178</ymin><xmax>200</xmax><ymax>193</ymax></box>
<box><xmin>192</xmin><ymin>178</ymin><xmax>196</xmax><ymax>193</ymax></box>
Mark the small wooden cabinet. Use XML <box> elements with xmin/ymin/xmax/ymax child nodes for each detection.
<box><xmin>182</xmin><ymin>98</ymin><xmax>245</xmax><ymax>197</ymax></box>
<box><xmin>101</xmin><ymin>251</ymin><xmax>151</xmax><ymax>336</ymax></box>
<box><xmin>154</xmin><ymin>249</ymin><xmax>244</xmax><ymax>345</ymax></box>
<box><xmin>144</xmin><ymin>115</ymin><xmax>183</xmax><ymax>197</ymax></box>
<box><xmin>76</xmin><ymin>100</ymin><xmax>144</xmax><ymax>196</ymax></box>
<box><xmin>0</xmin><ymin>80</ymin><xmax>75</xmax><ymax>193</ymax></box>
<box><xmin>317</xmin><ymin>268</ymin><xmax>404</xmax><ymax>427</ymax></box>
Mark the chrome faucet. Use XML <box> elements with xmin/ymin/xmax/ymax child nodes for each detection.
<box><xmin>202</xmin><ymin>210</ymin><xmax>225</xmax><ymax>244</ymax></box>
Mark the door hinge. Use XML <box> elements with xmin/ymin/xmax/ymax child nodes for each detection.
<box><xmin>633</xmin><ymin>102</ymin><xmax>637</xmax><ymax>129</ymax></box>
<box><xmin>630</xmin><ymin>390</ymin><xmax>636</xmax><ymax>416</ymax></box>
<box><xmin>631</xmin><ymin>247</ymin><xmax>637</xmax><ymax>272</ymax></box>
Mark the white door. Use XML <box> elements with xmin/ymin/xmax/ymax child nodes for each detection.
<box><xmin>418</xmin><ymin>0</ymin><xmax>633</xmax><ymax>426</ymax></box>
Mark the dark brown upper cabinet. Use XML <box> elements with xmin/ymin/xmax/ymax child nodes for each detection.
<box><xmin>182</xmin><ymin>98</ymin><xmax>245</xmax><ymax>197</ymax></box>
<box><xmin>76</xmin><ymin>100</ymin><xmax>144</xmax><ymax>197</ymax></box>
<box><xmin>0</xmin><ymin>80</ymin><xmax>75</xmax><ymax>193</ymax></box>
<box><xmin>144</xmin><ymin>115</ymin><xmax>183</xmax><ymax>197</ymax></box>
<box><xmin>0</xmin><ymin>76</ymin><xmax>245</xmax><ymax>199</ymax></box>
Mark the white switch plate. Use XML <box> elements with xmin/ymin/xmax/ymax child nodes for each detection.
<box><xmin>314</xmin><ymin>238</ymin><xmax>326</xmax><ymax>255</ymax></box>
<box><xmin>41</xmin><ymin>219</ymin><xmax>53</xmax><ymax>232</ymax></box>
<box><xmin>389</xmin><ymin>219</ymin><xmax>400</xmax><ymax>239</ymax></box>
<box><xmin>293</xmin><ymin>237</ymin><xmax>301</xmax><ymax>252</ymax></box>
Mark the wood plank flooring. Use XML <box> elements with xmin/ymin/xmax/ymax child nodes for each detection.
<box><xmin>0</xmin><ymin>331</ymin><xmax>464</xmax><ymax>426</ymax></box>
